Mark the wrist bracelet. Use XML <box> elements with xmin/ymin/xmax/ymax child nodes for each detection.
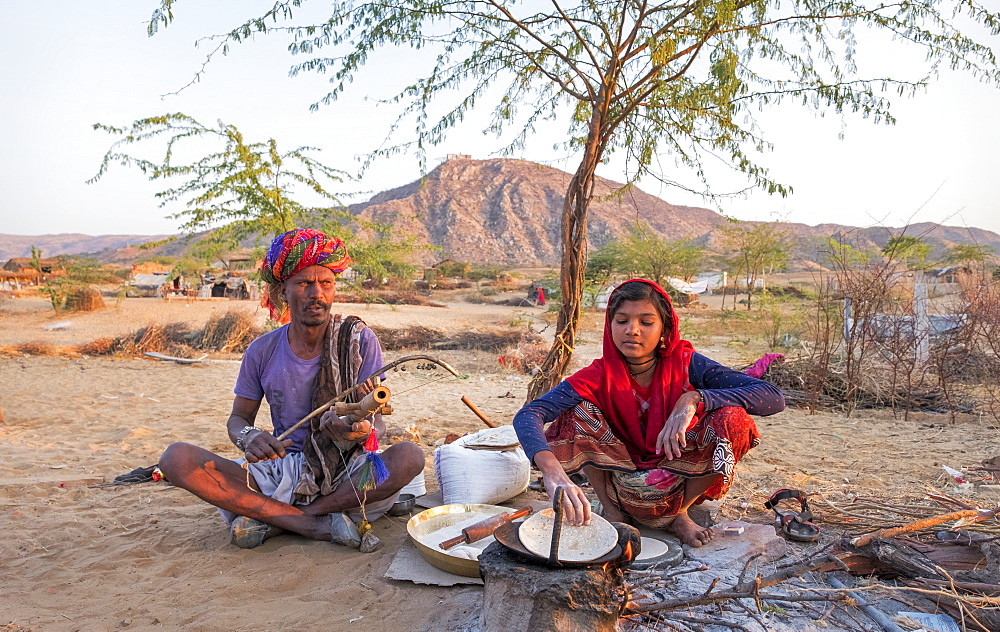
<box><xmin>235</xmin><ymin>425</ymin><xmax>258</xmax><ymax>451</ymax></box>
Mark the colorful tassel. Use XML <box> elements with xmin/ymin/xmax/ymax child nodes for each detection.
<box><xmin>356</xmin><ymin>429</ymin><xmax>390</xmax><ymax>491</ymax></box>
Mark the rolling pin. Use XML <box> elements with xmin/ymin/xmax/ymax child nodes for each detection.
<box><xmin>439</xmin><ymin>508</ymin><xmax>532</xmax><ymax>550</ymax></box>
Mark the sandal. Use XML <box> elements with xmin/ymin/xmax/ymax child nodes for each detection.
<box><xmin>765</xmin><ymin>489</ymin><xmax>821</xmax><ymax>542</ymax></box>
<box><xmin>230</xmin><ymin>516</ymin><xmax>272</xmax><ymax>549</ymax></box>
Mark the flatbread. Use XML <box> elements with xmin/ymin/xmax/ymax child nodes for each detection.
<box><xmin>636</xmin><ymin>537</ymin><xmax>670</xmax><ymax>561</ymax></box>
<box><xmin>461</xmin><ymin>425</ymin><xmax>520</xmax><ymax>449</ymax></box>
<box><xmin>519</xmin><ymin>508</ymin><xmax>618</xmax><ymax>562</ymax></box>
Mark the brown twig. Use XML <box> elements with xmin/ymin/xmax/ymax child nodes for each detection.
<box><xmin>850</xmin><ymin>508</ymin><xmax>1000</xmax><ymax>547</ymax></box>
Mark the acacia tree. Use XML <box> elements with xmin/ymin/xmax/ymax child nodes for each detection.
<box><xmin>722</xmin><ymin>222</ymin><xmax>790</xmax><ymax>310</ymax></box>
<box><xmin>618</xmin><ymin>223</ymin><xmax>703</xmax><ymax>287</ymax></box>
<box><xmin>90</xmin><ymin>113</ymin><xmax>349</xmax><ymax>249</ymax></box>
<box><xmin>148</xmin><ymin>0</ymin><xmax>1000</xmax><ymax>400</ymax></box>
<box><xmin>882</xmin><ymin>234</ymin><xmax>933</xmax><ymax>271</ymax></box>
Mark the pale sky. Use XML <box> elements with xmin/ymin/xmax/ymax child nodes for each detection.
<box><xmin>2</xmin><ymin>1</ymin><xmax>999</xmax><ymax>238</ymax></box>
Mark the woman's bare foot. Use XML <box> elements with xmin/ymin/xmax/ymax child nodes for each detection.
<box><xmin>667</xmin><ymin>510</ymin><xmax>715</xmax><ymax>547</ymax></box>
<box><xmin>599</xmin><ymin>503</ymin><xmax>627</xmax><ymax>524</ymax></box>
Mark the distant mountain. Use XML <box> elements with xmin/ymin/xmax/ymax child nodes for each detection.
<box><xmin>0</xmin><ymin>233</ymin><xmax>170</xmax><ymax>262</ymax></box>
<box><xmin>7</xmin><ymin>158</ymin><xmax>1000</xmax><ymax>269</ymax></box>
<box><xmin>350</xmin><ymin>157</ymin><xmax>1000</xmax><ymax>267</ymax></box>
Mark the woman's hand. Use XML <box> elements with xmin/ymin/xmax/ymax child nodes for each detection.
<box><xmin>319</xmin><ymin>409</ymin><xmax>372</xmax><ymax>443</ymax></box>
<box><xmin>655</xmin><ymin>391</ymin><xmax>701</xmax><ymax>460</ymax></box>
<box><xmin>535</xmin><ymin>451</ymin><xmax>591</xmax><ymax>526</ymax></box>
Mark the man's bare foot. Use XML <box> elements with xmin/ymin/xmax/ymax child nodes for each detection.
<box><xmin>667</xmin><ymin>510</ymin><xmax>715</xmax><ymax>547</ymax></box>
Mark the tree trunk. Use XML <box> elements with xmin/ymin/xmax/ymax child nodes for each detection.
<box><xmin>526</xmin><ymin>124</ymin><xmax>603</xmax><ymax>403</ymax></box>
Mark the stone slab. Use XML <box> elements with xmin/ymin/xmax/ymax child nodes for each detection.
<box><xmin>681</xmin><ymin>520</ymin><xmax>789</xmax><ymax>569</ymax></box>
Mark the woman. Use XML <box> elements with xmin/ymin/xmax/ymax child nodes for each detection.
<box><xmin>513</xmin><ymin>279</ymin><xmax>784</xmax><ymax>547</ymax></box>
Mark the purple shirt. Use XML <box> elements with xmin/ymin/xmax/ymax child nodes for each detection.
<box><xmin>234</xmin><ymin>323</ymin><xmax>385</xmax><ymax>452</ymax></box>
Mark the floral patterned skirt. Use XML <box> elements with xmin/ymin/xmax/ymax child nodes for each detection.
<box><xmin>544</xmin><ymin>403</ymin><xmax>760</xmax><ymax>528</ymax></box>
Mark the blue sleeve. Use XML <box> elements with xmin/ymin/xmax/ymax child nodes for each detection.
<box><xmin>513</xmin><ymin>381</ymin><xmax>583</xmax><ymax>465</ymax></box>
<box><xmin>690</xmin><ymin>353</ymin><xmax>785</xmax><ymax>415</ymax></box>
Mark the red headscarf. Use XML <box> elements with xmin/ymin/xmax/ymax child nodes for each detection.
<box><xmin>566</xmin><ymin>279</ymin><xmax>699</xmax><ymax>468</ymax></box>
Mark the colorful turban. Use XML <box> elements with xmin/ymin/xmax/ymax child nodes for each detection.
<box><xmin>259</xmin><ymin>229</ymin><xmax>351</xmax><ymax>322</ymax></box>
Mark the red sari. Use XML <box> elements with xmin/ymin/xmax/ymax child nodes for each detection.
<box><xmin>544</xmin><ymin>280</ymin><xmax>760</xmax><ymax>527</ymax></box>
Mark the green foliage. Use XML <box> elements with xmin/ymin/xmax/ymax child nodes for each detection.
<box><xmin>616</xmin><ymin>223</ymin><xmax>704</xmax><ymax>287</ymax></box>
<box><xmin>467</xmin><ymin>264</ymin><xmax>509</xmax><ymax>282</ymax></box>
<box><xmin>883</xmin><ymin>235</ymin><xmax>933</xmax><ymax>270</ymax></box>
<box><xmin>586</xmin><ymin>241</ymin><xmax>623</xmax><ymax>285</ymax></box>
<box><xmin>29</xmin><ymin>245</ymin><xmax>43</xmax><ymax>272</ymax></box>
<box><xmin>90</xmin><ymin>113</ymin><xmax>350</xmax><ymax>250</ymax></box>
<box><xmin>824</xmin><ymin>237</ymin><xmax>872</xmax><ymax>270</ymax></box>
<box><xmin>435</xmin><ymin>260</ymin><xmax>472</xmax><ymax>278</ymax></box>
<box><xmin>320</xmin><ymin>218</ymin><xmax>431</xmax><ymax>285</ymax></box>
<box><xmin>722</xmin><ymin>223</ymin><xmax>790</xmax><ymax>310</ymax></box>
<box><xmin>947</xmin><ymin>243</ymin><xmax>994</xmax><ymax>266</ymax></box>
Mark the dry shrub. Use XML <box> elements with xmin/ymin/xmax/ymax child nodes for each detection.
<box><xmin>65</xmin><ymin>286</ymin><xmax>105</xmax><ymax>312</ymax></box>
<box><xmin>197</xmin><ymin>310</ymin><xmax>261</xmax><ymax>352</ymax></box>
<box><xmin>434</xmin><ymin>277</ymin><xmax>457</xmax><ymax>290</ymax></box>
<box><xmin>370</xmin><ymin>325</ymin><xmax>446</xmax><ymax>350</ymax></box>
<box><xmin>498</xmin><ymin>341</ymin><xmax>549</xmax><ymax>374</ymax></box>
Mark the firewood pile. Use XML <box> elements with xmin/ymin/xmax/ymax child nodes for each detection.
<box><xmin>760</xmin><ymin>358</ymin><xmax>977</xmax><ymax>414</ymax></box>
<box><xmin>620</xmin><ymin>485</ymin><xmax>1000</xmax><ymax>631</ymax></box>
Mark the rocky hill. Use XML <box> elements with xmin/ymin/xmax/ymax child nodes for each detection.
<box><xmin>350</xmin><ymin>158</ymin><xmax>726</xmax><ymax>266</ymax></box>
<box><xmin>6</xmin><ymin>158</ymin><xmax>999</xmax><ymax>269</ymax></box>
<box><xmin>0</xmin><ymin>233</ymin><xmax>170</xmax><ymax>263</ymax></box>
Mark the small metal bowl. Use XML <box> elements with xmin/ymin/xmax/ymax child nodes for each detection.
<box><xmin>388</xmin><ymin>493</ymin><xmax>416</xmax><ymax>516</ymax></box>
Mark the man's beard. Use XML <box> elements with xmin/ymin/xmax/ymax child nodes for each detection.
<box><xmin>300</xmin><ymin>300</ymin><xmax>331</xmax><ymax>325</ymax></box>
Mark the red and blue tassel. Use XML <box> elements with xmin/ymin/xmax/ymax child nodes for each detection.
<box><xmin>357</xmin><ymin>429</ymin><xmax>390</xmax><ymax>491</ymax></box>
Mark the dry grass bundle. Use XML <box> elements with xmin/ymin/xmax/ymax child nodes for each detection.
<box><xmin>117</xmin><ymin>322</ymin><xmax>193</xmax><ymax>356</ymax></box>
<box><xmin>443</xmin><ymin>329</ymin><xmax>542</xmax><ymax>352</ymax></box>
<box><xmin>64</xmin><ymin>286</ymin><xmax>105</xmax><ymax>312</ymax></box>
<box><xmin>196</xmin><ymin>309</ymin><xmax>261</xmax><ymax>352</ymax></box>
<box><xmin>16</xmin><ymin>342</ymin><xmax>58</xmax><ymax>356</ymax></box>
<box><xmin>370</xmin><ymin>325</ymin><xmax>542</xmax><ymax>353</ymax></box>
<box><xmin>76</xmin><ymin>337</ymin><xmax>117</xmax><ymax>356</ymax></box>
<box><xmin>370</xmin><ymin>325</ymin><xmax>446</xmax><ymax>350</ymax></box>
<box><xmin>334</xmin><ymin>291</ymin><xmax>446</xmax><ymax>307</ymax></box>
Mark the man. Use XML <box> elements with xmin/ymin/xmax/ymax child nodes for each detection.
<box><xmin>158</xmin><ymin>229</ymin><xmax>424</xmax><ymax>550</ymax></box>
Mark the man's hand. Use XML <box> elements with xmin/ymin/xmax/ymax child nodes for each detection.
<box><xmin>655</xmin><ymin>391</ymin><xmax>701</xmax><ymax>460</ymax></box>
<box><xmin>243</xmin><ymin>431</ymin><xmax>293</xmax><ymax>464</ymax></box>
<box><xmin>319</xmin><ymin>409</ymin><xmax>372</xmax><ymax>443</ymax></box>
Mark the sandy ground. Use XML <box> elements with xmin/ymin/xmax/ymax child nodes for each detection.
<box><xmin>3</xmin><ymin>292</ymin><xmax>1000</xmax><ymax>631</ymax></box>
